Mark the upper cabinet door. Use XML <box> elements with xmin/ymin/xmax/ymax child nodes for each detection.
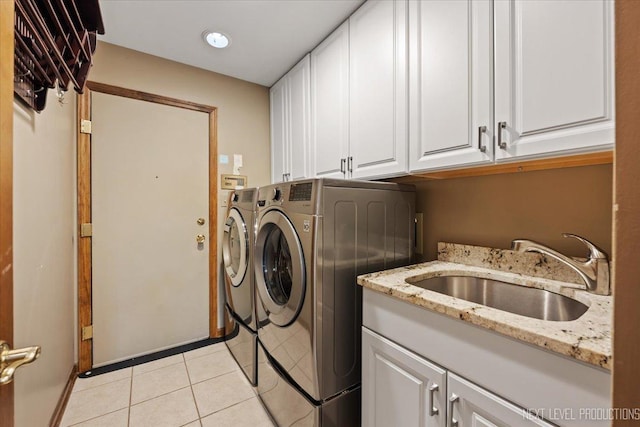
<box><xmin>287</xmin><ymin>55</ymin><xmax>311</xmax><ymax>181</ymax></box>
<box><xmin>349</xmin><ymin>0</ymin><xmax>408</xmax><ymax>179</ymax></box>
<box><xmin>311</xmin><ymin>22</ymin><xmax>350</xmax><ymax>179</ymax></box>
<box><xmin>494</xmin><ymin>0</ymin><xmax>614</xmax><ymax>161</ymax></box>
<box><xmin>270</xmin><ymin>77</ymin><xmax>288</xmax><ymax>183</ymax></box>
<box><xmin>409</xmin><ymin>0</ymin><xmax>493</xmax><ymax>172</ymax></box>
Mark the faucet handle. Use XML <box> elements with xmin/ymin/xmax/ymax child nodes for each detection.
<box><xmin>561</xmin><ymin>233</ymin><xmax>608</xmax><ymax>260</ymax></box>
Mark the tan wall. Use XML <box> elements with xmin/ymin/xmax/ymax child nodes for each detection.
<box><xmin>90</xmin><ymin>42</ymin><xmax>271</xmax><ymax>327</ymax></box>
<box><xmin>91</xmin><ymin>42</ymin><xmax>271</xmax><ymax>187</ymax></box>
<box><xmin>13</xmin><ymin>93</ymin><xmax>76</xmax><ymax>426</ymax></box>
<box><xmin>414</xmin><ymin>164</ymin><xmax>613</xmax><ymax>262</ymax></box>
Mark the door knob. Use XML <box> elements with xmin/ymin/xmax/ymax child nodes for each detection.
<box><xmin>196</xmin><ymin>234</ymin><xmax>206</xmax><ymax>244</ymax></box>
<box><xmin>197</xmin><ymin>218</ymin><xmax>206</xmax><ymax>226</ymax></box>
<box><xmin>0</xmin><ymin>341</ymin><xmax>41</xmax><ymax>385</ymax></box>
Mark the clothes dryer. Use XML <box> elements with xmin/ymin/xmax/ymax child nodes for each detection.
<box><xmin>223</xmin><ymin>188</ymin><xmax>260</xmax><ymax>385</ymax></box>
<box><xmin>253</xmin><ymin>179</ymin><xmax>415</xmax><ymax>426</ymax></box>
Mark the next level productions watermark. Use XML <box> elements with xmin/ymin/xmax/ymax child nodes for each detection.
<box><xmin>524</xmin><ymin>407</ymin><xmax>640</xmax><ymax>421</ymax></box>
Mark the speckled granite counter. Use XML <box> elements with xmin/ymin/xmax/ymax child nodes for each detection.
<box><xmin>357</xmin><ymin>243</ymin><xmax>612</xmax><ymax>370</ymax></box>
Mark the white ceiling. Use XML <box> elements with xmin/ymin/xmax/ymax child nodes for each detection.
<box><xmin>98</xmin><ymin>0</ymin><xmax>364</xmax><ymax>87</ymax></box>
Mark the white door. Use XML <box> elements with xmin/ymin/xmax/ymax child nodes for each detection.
<box><xmin>270</xmin><ymin>77</ymin><xmax>287</xmax><ymax>183</ymax></box>
<box><xmin>311</xmin><ymin>21</ymin><xmax>350</xmax><ymax>179</ymax></box>
<box><xmin>91</xmin><ymin>92</ymin><xmax>210</xmax><ymax>367</ymax></box>
<box><xmin>349</xmin><ymin>0</ymin><xmax>408</xmax><ymax>179</ymax></box>
<box><xmin>287</xmin><ymin>55</ymin><xmax>311</xmax><ymax>181</ymax></box>
<box><xmin>409</xmin><ymin>0</ymin><xmax>493</xmax><ymax>172</ymax></box>
<box><xmin>362</xmin><ymin>328</ymin><xmax>447</xmax><ymax>427</ymax></box>
<box><xmin>447</xmin><ymin>373</ymin><xmax>553</xmax><ymax>427</ymax></box>
<box><xmin>494</xmin><ymin>0</ymin><xmax>614</xmax><ymax>161</ymax></box>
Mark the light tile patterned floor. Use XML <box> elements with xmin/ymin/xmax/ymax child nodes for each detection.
<box><xmin>60</xmin><ymin>342</ymin><xmax>275</xmax><ymax>427</ymax></box>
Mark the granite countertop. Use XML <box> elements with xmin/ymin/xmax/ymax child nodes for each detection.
<box><xmin>357</xmin><ymin>243</ymin><xmax>612</xmax><ymax>370</ymax></box>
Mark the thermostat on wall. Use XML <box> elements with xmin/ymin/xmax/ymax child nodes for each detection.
<box><xmin>221</xmin><ymin>174</ymin><xmax>247</xmax><ymax>190</ymax></box>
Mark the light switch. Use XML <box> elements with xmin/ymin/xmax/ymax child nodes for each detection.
<box><xmin>233</xmin><ymin>154</ymin><xmax>243</xmax><ymax>174</ymax></box>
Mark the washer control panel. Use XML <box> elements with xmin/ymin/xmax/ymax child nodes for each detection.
<box><xmin>288</xmin><ymin>182</ymin><xmax>313</xmax><ymax>202</ymax></box>
<box><xmin>256</xmin><ymin>181</ymin><xmax>316</xmax><ymax>213</ymax></box>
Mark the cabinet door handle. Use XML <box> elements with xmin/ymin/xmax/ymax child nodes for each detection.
<box><xmin>340</xmin><ymin>158</ymin><xmax>346</xmax><ymax>174</ymax></box>
<box><xmin>347</xmin><ymin>156</ymin><xmax>353</xmax><ymax>174</ymax></box>
<box><xmin>478</xmin><ymin>126</ymin><xmax>487</xmax><ymax>153</ymax></box>
<box><xmin>497</xmin><ymin>121</ymin><xmax>508</xmax><ymax>149</ymax></box>
<box><xmin>429</xmin><ymin>383</ymin><xmax>439</xmax><ymax>416</ymax></box>
<box><xmin>448</xmin><ymin>394</ymin><xmax>459</xmax><ymax>427</ymax></box>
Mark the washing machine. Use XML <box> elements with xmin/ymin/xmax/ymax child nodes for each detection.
<box><xmin>222</xmin><ymin>187</ymin><xmax>260</xmax><ymax>386</ymax></box>
<box><xmin>253</xmin><ymin>179</ymin><xmax>415</xmax><ymax>426</ymax></box>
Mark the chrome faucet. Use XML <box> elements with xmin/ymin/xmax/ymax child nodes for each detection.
<box><xmin>511</xmin><ymin>233</ymin><xmax>610</xmax><ymax>296</ymax></box>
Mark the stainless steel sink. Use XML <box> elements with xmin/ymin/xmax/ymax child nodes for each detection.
<box><xmin>409</xmin><ymin>275</ymin><xmax>589</xmax><ymax>321</ymax></box>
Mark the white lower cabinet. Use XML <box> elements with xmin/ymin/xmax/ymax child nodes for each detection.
<box><xmin>363</xmin><ymin>328</ymin><xmax>446</xmax><ymax>427</ymax></box>
<box><xmin>362</xmin><ymin>286</ymin><xmax>611</xmax><ymax>426</ymax></box>
<box><xmin>362</xmin><ymin>328</ymin><xmax>552</xmax><ymax>427</ymax></box>
<box><xmin>448</xmin><ymin>373</ymin><xmax>553</xmax><ymax>427</ymax></box>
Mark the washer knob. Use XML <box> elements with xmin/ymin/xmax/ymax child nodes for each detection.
<box><xmin>232</xmin><ymin>193</ymin><xmax>239</xmax><ymax>202</ymax></box>
<box><xmin>272</xmin><ymin>188</ymin><xmax>281</xmax><ymax>201</ymax></box>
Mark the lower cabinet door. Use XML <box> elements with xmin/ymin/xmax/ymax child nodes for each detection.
<box><xmin>362</xmin><ymin>328</ymin><xmax>446</xmax><ymax>427</ymax></box>
<box><xmin>447</xmin><ymin>372</ymin><xmax>554</xmax><ymax>427</ymax></box>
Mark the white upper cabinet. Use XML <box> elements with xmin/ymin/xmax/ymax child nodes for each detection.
<box><xmin>311</xmin><ymin>21</ymin><xmax>350</xmax><ymax>179</ymax></box>
<box><xmin>494</xmin><ymin>0</ymin><xmax>614</xmax><ymax>161</ymax></box>
<box><xmin>270</xmin><ymin>77</ymin><xmax>288</xmax><ymax>183</ymax></box>
<box><xmin>409</xmin><ymin>0</ymin><xmax>493</xmax><ymax>172</ymax></box>
<box><xmin>273</xmin><ymin>0</ymin><xmax>614</xmax><ymax>179</ymax></box>
<box><xmin>269</xmin><ymin>55</ymin><xmax>311</xmax><ymax>183</ymax></box>
<box><xmin>349</xmin><ymin>0</ymin><xmax>408</xmax><ymax>179</ymax></box>
<box><xmin>287</xmin><ymin>56</ymin><xmax>311</xmax><ymax>180</ymax></box>
<box><xmin>409</xmin><ymin>0</ymin><xmax>614</xmax><ymax>173</ymax></box>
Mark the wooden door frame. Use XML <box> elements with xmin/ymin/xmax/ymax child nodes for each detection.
<box><xmin>0</xmin><ymin>1</ymin><xmax>14</xmax><ymax>425</ymax></box>
<box><xmin>77</xmin><ymin>82</ymin><xmax>221</xmax><ymax>373</ymax></box>
<box><xmin>612</xmin><ymin>1</ymin><xmax>640</xmax><ymax>423</ymax></box>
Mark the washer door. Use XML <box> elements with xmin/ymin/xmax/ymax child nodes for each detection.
<box><xmin>222</xmin><ymin>208</ymin><xmax>248</xmax><ymax>287</ymax></box>
<box><xmin>254</xmin><ymin>210</ymin><xmax>306</xmax><ymax>327</ymax></box>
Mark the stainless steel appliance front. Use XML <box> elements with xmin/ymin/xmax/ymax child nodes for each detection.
<box><xmin>254</xmin><ymin>179</ymin><xmax>415</xmax><ymax>426</ymax></box>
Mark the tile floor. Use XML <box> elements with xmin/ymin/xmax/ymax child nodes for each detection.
<box><xmin>61</xmin><ymin>342</ymin><xmax>275</xmax><ymax>427</ymax></box>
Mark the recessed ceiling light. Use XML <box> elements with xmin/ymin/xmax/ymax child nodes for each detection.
<box><xmin>203</xmin><ymin>31</ymin><xmax>230</xmax><ymax>49</ymax></box>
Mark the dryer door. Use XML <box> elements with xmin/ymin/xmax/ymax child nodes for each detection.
<box><xmin>222</xmin><ymin>208</ymin><xmax>249</xmax><ymax>287</ymax></box>
<box><xmin>254</xmin><ymin>210</ymin><xmax>306</xmax><ymax>327</ymax></box>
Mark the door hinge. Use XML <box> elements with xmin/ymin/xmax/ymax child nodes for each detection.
<box><xmin>80</xmin><ymin>223</ymin><xmax>92</xmax><ymax>237</ymax></box>
<box><xmin>80</xmin><ymin>119</ymin><xmax>92</xmax><ymax>134</ymax></box>
<box><xmin>81</xmin><ymin>325</ymin><xmax>93</xmax><ymax>341</ymax></box>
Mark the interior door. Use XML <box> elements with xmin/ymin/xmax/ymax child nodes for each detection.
<box><xmin>91</xmin><ymin>92</ymin><xmax>210</xmax><ymax>367</ymax></box>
